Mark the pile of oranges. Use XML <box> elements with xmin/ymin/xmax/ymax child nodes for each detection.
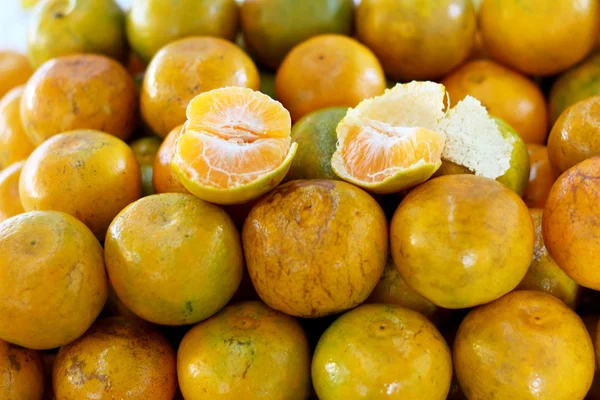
<box><xmin>2</xmin><ymin>0</ymin><xmax>600</xmax><ymax>399</ymax></box>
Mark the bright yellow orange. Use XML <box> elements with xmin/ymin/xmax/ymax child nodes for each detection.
<box><xmin>0</xmin><ymin>86</ymin><xmax>34</xmax><ymax>169</ymax></box>
<box><xmin>0</xmin><ymin>211</ymin><xmax>107</xmax><ymax>349</ymax></box>
<box><xmin>141</xmin><ymin>37</ymin><xmax>260</xmax><ymax>138</ymax></box>
<box><xmin>0</xmin><ymin>52</ymin><xmax>33</xmax><ymax>100</ymax></box>
<box><xmin>153</xmin><ymin>124</ymin><xmax>190</xmax><ymax>194</ymax></box>
<box><xmin>523</xmin><ymin>144</ymin><xmax>556</xmax><ymax>208</ymax></box>
<box><xmin>0</xmin><ymin>339</ymin><xmax>45</xmax><ymax>400</ymax></box>
<box><xmin>276</xmin><ymin>34</ymin><xmax>386</xmax><ymax>121</ymax></box>
<box><xmin>454</xmin><ymin>290</ymin><xmax>595</xmax><ymax>399</ymax></box>
<box><xmin>53</xmin><ymin>317</ymin><xmax>177</xmax><ymax>400</ymax></box>
<box><xmin>178</xmin><ymin>301</ymin><xmax>311</xmax><ymax>400</ymax></box>
<box><xmin>0</xmin><ymin>161</ymin><xmax>25</xmax><ymax>222</ymax></box>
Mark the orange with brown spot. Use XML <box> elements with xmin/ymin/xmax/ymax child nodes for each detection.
<box><xmin>0</xmin><ymin>338</ymin><xmax>45</xmax><ymax>400</ymax></box>
<box><xmin>523</xmin><ymin>144</ymin><xmax>556</xmax><ymax>208</ymax></box>
<box><xmin>0</xmin><ymin>86</ymin><xmax>35</xmax><ymax>169</ymax></box>
<box><xmin>0</xmin><ymin>161</ymin><xmax>25</xmax><ymax>222</ymax></box>
<box><xmin>0</xmin><ymin>52</ymin><xmax>33</xmax><ymax>99</ymax></box>
<box><xmin>152</xmin><ymin>125</ymin><xmax>189</xmax><ymax>194</ymax></box>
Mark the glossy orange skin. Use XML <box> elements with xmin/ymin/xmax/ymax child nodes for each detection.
<box><xmin>243</xmin><ymin>180</ymin><xmax>388</xmax><ymax>318</ymax></box>
<box><xmin>0</xmin><ymin>52</ymin><xmax>33</xmax><ymax>100</ymax></box>
<box><xmin>276</xmin><ymin>34</ymin><xmax>386</xmax><ymax>121</ymax></box>
<box><xmin>548</xmin><ymin>96</ymin><xmax>600</xmax><ymax>175</ymax></box>
<box><xmin>152</xmin><ymin>124</ymin><xmax>190</xmax><ymax>194</ymax></box>
<box><xmin>312</xmin><ymin>304</ymin><xmax>452</xmax><ymax>400</ymax></box>
<box><xmin>20</xmin><ymin>54</ymin><xmax>137</xmax><ymax>146</ymax></box>
<box><xmin>543</xmin><ymin>156</ymin><xmax>600</xmax><ymax>290</ymax></box>
<box><xmin>19</xmin><ymin>130</ymin><xmax>141</xmax><ymax>240</ymax></box>
<box><xmin>0</xmin><ymin>86</ymin><xmax>34</xmax><ymax>169</ymax></box>
<box><xmin>480</xmin><ymin>0</ymin><xmax>600</xmax><ymax>76</ymax></box>
<box><xmin>454</xmin><ymin>291</ymin><xmax>595</xmax><ymax>400</ymax></box>
<box><xmin>130</xmin><ymin>136</ymin><xmax>162</xmax><ymax>197</ymax></box>
<box><xmin>0</xmin><ymin>161</ymin><xmax>25</xmax><ymax>222</ymax></box>
<box><xmin>0</xmin><ymin>339</ymin><xmax>45</xmax><ymax>400</ymax></box>
<box><xmin>357</xmin><ymin>0</ymin><xmax>476</xmax><ymax>81</ymax></box>
<box><xmin>391</xmin><ymin>175</ymin><xmax>534</xmax><ymax>309</ymax></box>
<box><xmin>442</xmin><ymin>60</ymin><xmax>548</xmax><ymax>144</ymax></box>
<box><xmin>523</xmin><ymin>144</ymin><xmax>556</xmax><ymax>208</ymax></box>
<box><xmin>178</xmin><ymin>301</ymin><xmax>311</xmax><ymax>400</ymax></box>
<box><xmin>105</xmin><ymin>193</ymin><xmax>243</xmax><ymax>325</ymax></box>
<box><xmin>141</xmin><ymin>37</ymin><xmax>260</xmax><ymax>137</ymax></box>
<box><xmin>0</xmin><ymin>211</ymin><xmax>107</xmax><ymax>350</ymax></box>
<box><xmin>53</xmin><ymin>317</ymin><xmax>177</xmax><ymax>400</ymax></box>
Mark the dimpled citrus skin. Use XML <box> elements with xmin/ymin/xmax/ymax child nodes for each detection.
<box><xmin>454</xmin><ymin>291</ymin><xmax>595</xmax><ymax>400</ymax></box>
<box><xmin>312</xmin><ymin>304</ymin><xmax>452</xmax><ymax>400</ymax></box>
<box><xmin>391</xmin><ymin>175</ymin><xmax>534</xmax><ymax>309</ymax></box>
<box><xmin>0</xmin><ymin>86</ymin><xmax>34</xmax><ymax>169</ymax></box>
<box><xmin>0</xmin><ymin>52</ymin><xmax>33</xmax><ymax>100</ymax></box>
<box><xmin>178</xmin><ymin>301</ymin><xmax>311</xmax><ymax>400</ymax></box>
<box><xmin>104</xmin><ymin>193</ymin><xmax>243</xmax><ymax>326</ymax></box>
<box><xmin>243</xmin><ymin>180</ymin><xmax>388</xmax><ymax>318</ymax></box>
<box><xmin>0</xmin><ymin>161</ymin><xmax>25</xmax><ymax>222</ymax></box>
<box><xmin>0</xmin><ymin>211</ymin><xmax>107</xmax><ymax>350</ymax></box>
<box><xmin>0</xmin><ymin>339</ymin><xmax>45</xmax><ymax>400</ymax></box>
<box><xmin>543</xmin><ymin>156</ymin><xmax>600</xmax><ymax>290</ymax></box>
<box><xmin>53</xmin><ymin>317</ymin><xmax>177</xmax><ymax>400</ymax></box>
<box><xmin>152</xmin><ymin>124</ymin><xmax>190</xmax><ymax>194</ymax></box>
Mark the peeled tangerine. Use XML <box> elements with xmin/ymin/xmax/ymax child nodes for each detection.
<box><xmin>172</xmin><ymin>87</ymin><xmax>297</xmax><ymax>205</ymax></box>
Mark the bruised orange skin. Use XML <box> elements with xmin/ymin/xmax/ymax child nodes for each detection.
<box><xmin>243</xmin><ymin>180</ymin><xmax>388</xmax><ymax>318</ymax></box>
<box><xmin>19</xmin><ymin>130</ymin><xmax>141</xmax><ymax>240</ymax></box>
<box><xmin>276</xmin><ymin>34</ymin><xmax>386</xmax><ymax>121</ymax></box>
<box><xmin>105</xmin><ymin>193</ymin><xmax>243</xmax><ymax>325</ymax></box>
<box><xmin>0</xmin><ymin>161</ymin><xmax>25</xmax><ymax>222</ymax></box>
<box><xmin>0</xmin><ymin>52</ymin><xmax>33</xmax><ymax>100</ymax></box>
<box><xmin>312</xmin><ymin>304</ymin><xmax>452</xmax><ymax>400</ymax></box>
<box><xmin>524</xmin><ymin>144</ymin><xmax>556</xmax><ymax>208</ymax></box>
<box><xmin>53</xmin><ymin>317</ymin><xmax>177</xmax><ymax>400</ymax></box>
<box><xmin>442</xmin><ymin>60</ymin><xmax>549</xmax><ymax>144</ymax></box>
<box><xmin>391</xmin><ymin>175</ymin><xmax>534</xmax><ymax>309</ymax></box>
<box><xmin>141</xmin><ymin>37</ymin><xmax>260</xmax><ymax>138</ymax></box>
<box><xmin>0</xmin><ymin>338</ymin><xmax>45</xmax><ymax>400</ymax></box>
<box><xmin>454</xmin><ymin>291</ymin><xmax>595</xmax><ymax>400</ymax></box>
<box><xmin>20</xmin><ymin>54</ymin><xmax>137</xmax><ymax>146</ymax></box>
<box><xmin>0</xmin><ymin>86</ymin><xmax>34</xmax><ymax>169</ymax></box>
<box><xmin>0</xmin><ymin>211</ymin><xmax>107</xmax><ymax>350</ymax></box>
<box><xmin>543</xmin><ymin>156</ymin><xmax>600</xmax><ymax>290</ymax></box>
<box><xmin>153</xmin><ymin>124</ymin><xmax>190</xmax><ymax>194</ymax></box>
<box><xmin>178</xmin><ymin>301</ymin><xmax>311</xmax><ymax>400</ymax></box>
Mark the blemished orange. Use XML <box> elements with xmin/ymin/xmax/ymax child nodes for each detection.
<box><xmin>479</xmin><ymin>0</ymin><xmax>600</xmax><ymax>76</ymax></box>
<box><xmin>20</xmin><ymin>54</ymin><xmax>137</xmax><ymax>146</ymax></box>
<box><xmin>0</xmin><ymin>211</ymin><xmax>107</xmax><ymax>350</ymax></box>
<box><xmin>543</xmin><ymin>156</ymin><xmax>600</xmax><ymax>290</ymax></box>
<box><xmin>442</xmin><ymin>59</ymin><xmax>548</xmax><ymax>144</ymax></box>
<box><xmin>178</xmin><ymin>301</ymin><xmax>311</xmax><ymax>400</ymax></box>
<box><xmin>454</xmin><ymin>291</ymin><xmax>595</xmax><ymax>400</ymax></box>
<box><xmin>0</xmin><ymin>161</ymin><xmax>25</xmax><ymax>222</ymax></box>
<box><xmin>0</xmin><ymin>51</ymin><xmax>33</xmax><ymax>100</ymax></box>
<box><xmin>153</xmin><ymin>124</ymin><xmax>190</xmax><ymax>194</ymax></box>
<box><xmin>104</xmin><ymin>193</ymin><xmax>243</xmax><ymax>325</ymax></box>
<box><xmin>0</xmin><ymin>86</ymin><xmax>34</xmax><ymax>169</ymax></box>
<box><xmin>243</xmin><ymin>180</ymin><xmax>388</xmax><ymax>318</ymax></box>
<box><xmin>172</xmin><ymin>87</ymin><xmax>297</xmax><ymax>205</ymax></box>
<box><xmin>548</xmin><ymin>95</ymin><xmax>600</xmax><ymax>175</ymax></box>
<box><xmin>0</xmin><ymin>338</ymin><xmax>45</xmax><ymax>400</ymax></box>
<box><xmin>391</xmin><ymin>175</ymin><xmax>535</xmax><ymax>309</ymax></box>
<box><xmin>356</xmin><ymin>0</ymin><xmax>476</xmax><ymax>81</ymax></box>
<box><xmin>276</xmin><ymin>34</ymin><xmax>386</xmax><ymax>121</ymax></box>
<box><xmin>53</xmin><ymin>317</ymin><xmax>177</xmax><ymax>400</ymax></box>
<box><xmin>523</xmin><ymin>144</ymin><xmax>556</xmax><ymax>208</ymax></box>
<box><xmin>19</xmin><ymin>130</ymin><xmax>141</xmax><ymax>240</ymax></box>
<box><xmin>141</xmin><ymin>37</ymin><xmax>260</xmax><ymax>138</ymax></box>
<box><xmin>312</xmin><ymin>304</ymin><xmax>452</xmax><ymax>400</ymax></box>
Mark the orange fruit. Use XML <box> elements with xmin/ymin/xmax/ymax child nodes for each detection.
<box><xmin>356</xmin><ymin>0</ymin><xmax>476</xmax><ymax>81</ymax></box>
<box><xmin>130</xmin><ymin>136</ymin><xmax>162</xmax><ymax>197</ymax></box>
<box><xmin>480</xmin><ymin>0</ymin><xmax>600</xmax><ymax>76</ymax></box>
<box><xmin>442</xmin><ymin>59</ymin><xmax>548</xmax><ymax>144</ymax></box>
<box><xmin>0</xmin><ymin>86</ymin><xmax>34</xmax><ymax>169</ymax></box>
<box><xmin>0</xmin><ymin>51</ymin><xmax>33</xmax><ymax>100</ymax></box>
<box><xmin>104</xmin><ymin>193</ymin><xmax>243</xmax><ymax>325</ymax></box>
<box><xmin>454</xmin><ymin>291</ymin><xmax>595</xmax><ymax>399</ymax></box>
<box><xmin>0</xmin><ymin>338</ymin><xmax>45</xmax><ymax>399</ymax></box>
<box><xmin>152</xmin><ymin>124</ymin><xmax>190</xmax><ymax>194</ymax></box>
<box><xmin>312</xmin><ymin>304</ymin><xmax>452</xmax><ymax>400</ymax></box>
<box><xmin>243</xmin><ymin>180</ymin><xmax>388</xmax><ymax>318</ymax></box>
<box><xmin>53</xmin><ymin>317</ymin><xmax>177</xmax><ymax>400</ymax></box>
<box><xmin>548</xmin><ymin>95</ymin><xmax>600</xmax><ymax>175</ymax></box>
<box><xmin>141</xmin><ymin>37</ymin><xmax>260</xmax><ymax>138</ymax></box>
<box><xmin>0</xmin><ymin>161</ymin><xmax>25</xmax><ymax>222</ymax></box>
<box><xmin>585</xmin><ymin>315</ymin><xmax>600</xmax><ymax>400</ymax></box>
<box><xmin>543</xmin><ymin>156</ymin><xmax>600</xmax><ymax>289</ymax></box>
<box><xmin>177</xmin><ymin>301</ymin><xmax>311</xmax><ymax>400</ymax></box>
<box><xmin>241</xmin><ymin>0</ymin><xmax>354</xmax><ymax>70</ymax></box>
<box><xmin>391</xmin><ymin>175</ymin><xmax>534</xmax><ymax>309</ymax></box>
<box><xmin>19</xmin><ymin>130</ymin><xmax>141</xmax><ymax>240</ymax></box>
<box><xmin>523</xmin><ymin>144</ymin><xmax>556</xmax><ymax>208</ymax></box>
<box><xmin>172</xmin><ymin>87</ymin><xmax>297</xmax><ymax>205</ymax></box>
<box><xmin>276</xmin><ymin>34</ymin><xmax>386</xmax><ymax>121</ymax></box>
<box><xmin>0</xmin><ymin>211</ymin><xmax>107</xmax><ymax>349</ymax></box>
<box><xmin>20</xmin><ymin>54</ymin><xmax>137</xmax><ymax>146</ymax></box>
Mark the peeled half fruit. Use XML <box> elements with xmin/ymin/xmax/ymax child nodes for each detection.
<box><xmin>172</xmin><ymin>87</ymin><xmax>297</xmax><ymax>205</ymax></box>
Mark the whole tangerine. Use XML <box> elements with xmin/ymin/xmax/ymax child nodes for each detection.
<box><xmin>0</xmin><ymin>338</ymin><xmax>45</xmax><ymax>400</ymax></box>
